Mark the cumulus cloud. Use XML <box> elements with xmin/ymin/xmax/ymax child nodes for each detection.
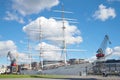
<box><xmin>111</xmin><ymin>46</ymin><xmax>120</xmax><ymax>56</ymax></box>
<box><xmin>4</xmin><ymin>0</ymin><xmax>59</xmax><ymax>23</ymax></box>
<box><xmin>0</xmin><ymin>40</ymin><xmax>17</xmax><ymax>56</ymax></box>
<box><xmin>23</xmin><ymin>16</ymin><xmax>83</xmax><ymax>60</ymax></box>
<box><xmin>4</xmin><ymin>11</ymin><xmax>25</xmax><ymax>24</ymax></box>
<box><xmin>105</xmin><ymin>47</ymin><xmax>113</xmax><ymax>54</ymax></box>
<box><xmin>17</xmin><ymin>52</ymin><xmax>30</xmax><ymax>63</ymax></box>
<box><xmin>86</xmin><ymin>56</ymin><xmax>96</xmax><ymax>63</ymax></box>
<box><xmin>23</xmin><ymin>16</ymin><xmax>83</xmax><ymax>44</ymax></box>
<box><xmin>87</xmin><ymin>46</ymin><xmax>120</xmax><ymax>62</ymax></box>
<box><xmin>103</xmin><ymin>47</ymin><xmax>120</xmax><ymax>59</ymax></box>
<box><xmin>12</xmin><ymin>0</ymin><xmax>59</xmax><ymax>16</ymax></box>
<box><xmin>93</xmin><ymin>4</ymin><xmax>116</xmax><ymax>21</ymax></box>
<box><xmin>0</xmin><ymin>40</ymin><xmax>30</xmax><ymax>63</ymax></box>
<box><xmin>107</xmin><ymin>0</ymin><xmax>120</xmax><ymax>2</ymax></box>
<box><xmin>35</xmin><ymin>42</ymin><xmax>63</xmax><ymax>61</ymax></box>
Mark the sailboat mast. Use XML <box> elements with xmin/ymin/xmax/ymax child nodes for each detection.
<box><xmin>61</xmin><ymin>4</ymin><xmax>67</xmax><ymax>65</ymax></box>
<box><xmin>39</xmin><ymin>20</ymin><xmax>43</xmax><ymax>69</ymax></box>
<box><xmin>27</xmin><ymin>37</ymin><xmax>32</xmax><ymax>69</ymax></box>
<box><xmin>53</xmin><ymin>4</ymin><xmax>74</xmax><ymax>65</ymax></box>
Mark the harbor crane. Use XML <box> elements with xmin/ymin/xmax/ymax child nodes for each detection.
<box><xmin>87</xmin><ymin>35</ymin><xmax>112</xmax><ymax>75</ymax></box>
<box><xmin>96</xmin><ymin>35</ymin><xmax>111</xmax><ymax>59</ymax></box>
<box><xmin>7</xmin><ymin>51</ymin><xmax>17</xmax><ymax>66</ymax></box>
<box><xmin>7</xmin><ymin>51</ymin><xmax>19</xmax><ymax>73</ymax></box>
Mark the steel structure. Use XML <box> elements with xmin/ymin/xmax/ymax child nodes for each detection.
<box><xmin>96</xmin><ymin>35</ymin><xmax>111</xmax><ymax>59</ymax></box>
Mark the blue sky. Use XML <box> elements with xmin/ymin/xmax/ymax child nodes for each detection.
<box><xmin>0</xmin><ymin>0</ymin><xmax>120</xmax><ymax>65</ymax></box>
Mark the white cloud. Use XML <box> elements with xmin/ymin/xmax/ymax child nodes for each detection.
<box><xmin>17</xmin><ymin>52</ymin><xmax>30</xmax><ymax>63</ymax></box>
<box><xmin>112</xmin><ymin>46</ymin><xmax>120</xmax><ymax>56</ymax></box>
<box><xmin>86</xmin><ymin>56</ymin><xmax>96</xmax><ymax>63</ymax></box>
<box><xmin>103</xmin><ymin>47</ymin><xmax>120</xmax><ymax>59</ymax></box>
<box><xmin>87</xmin><ymin>46</ymin><xmax>120</xmax><ymax>62</ymax></box>
<box><xmin>35</xmin><ymin>42</ymin><xmax>63</xmax><ymax>61</ymax></box>
<box><xmin>0</xmin><ymin>40</ymin><xmax>17</xmax><ymax>56</ymax></box>
<box><xmin>107</xmin><ymin>0</ymin><xmax>120</xmax><ymax>2</ymax></box>
<box><xmin>104</xmin><ymin>47</ymin><xmax>120</xmax><ymax>57</ymax></box>
<box><xmin>0</xmin><ymin>40</ymin><xmax>30</xmax><ymax>63</ymax></box>
<box><xmin>105</xmin><ymin>47</ymin><xmax>113</xmax><ymax>54</ymax></box>
<box><xmin>4</xmin><ymin>11</ymin><xmax>25</xmax><ymax>24</ymax></box>
<box><xmin>23</xmin><ymin>16</ymin><xmax>83</xmax><ymax>45</ymax></box>
<box><xmin>4</xmin><ymin>0</ymin><xmax>59</xmax><ymax>24</ymax></box>
<box><xmin>12</xmin><ymin>0</ymin><xmax>59</xmax><ymax>16</ymax></box>
<box><xmin>23</xmin><ymin>16</ymin><xmax>83</xmax><ymax>61</ymax></box>
<box><xmin>93</xmin><ymin>4</ymin><xmax>116</xmax><ymax>21</ymax></box>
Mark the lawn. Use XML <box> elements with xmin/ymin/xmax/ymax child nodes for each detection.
<box><xmin>0</xmin><ymin>74</ymin><xmax>67</xmax><ymax>79</ymax></box>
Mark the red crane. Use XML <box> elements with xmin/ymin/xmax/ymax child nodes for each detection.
<box><xmin>96</xmin><ymin>35</ymin><xmax>111</xmax><ymax>59</ymax></box>
<box><xmin>7</xmin><ymin>51</ymin><xmax>17</xmax><ymax>66</ymax></box>
<box><xmin>7</xmin><ymin>51</ymin><xmax>19</xmax><ymax>73</ymax></box>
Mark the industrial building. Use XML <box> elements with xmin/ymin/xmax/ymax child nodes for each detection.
<box><xmin>92</xmin><ymin>59</ymin><xmax>120</xmax><ymax>75</ymax></box>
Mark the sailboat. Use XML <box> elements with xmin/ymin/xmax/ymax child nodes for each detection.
<box><xmin>20</xmin><ymin>4</ymin><xmax>91</xmax><ymax>75</ymax></box>
<box><xmin>36</xmin><ymin>4</ymin><xmax>90</xmax><ymax>76</ymax></box>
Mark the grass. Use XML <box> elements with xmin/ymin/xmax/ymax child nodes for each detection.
<box><xmin>0</xmin><ymin>74</ymin><xmax>30</xmax><ymax>78</ymax></box>
<box><xmin>31</xmin><ymin>75</ymin><xmax>67</xmax><ymax>78</ymax></box>
<box><xmin>0</xmin><ymin>74</ymin><xmax>68</xmax><ymax>79</ymax></box>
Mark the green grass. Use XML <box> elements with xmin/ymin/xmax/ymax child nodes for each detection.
<box><xmin>31</xmin><ymin>75</ymin><xmax>67</xmax><ymax>78</ymax></box>
<box><xmin>0</xmin><ymin>74</ymin><xmax>30</xmax><ymax>78</ymax></box>
<box><xmin>0</xmin><ymin>74</ymin><xmax>68</xmax><ymax>79</ymax></box>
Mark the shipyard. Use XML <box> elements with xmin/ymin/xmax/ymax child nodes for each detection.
<box><xmin>0</xmin><ymin>0</ymin><xmax>120</xmax><ymax>80</ymax></box>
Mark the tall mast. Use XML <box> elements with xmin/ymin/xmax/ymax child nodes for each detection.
<box><xmin>39</xmin><ymin>19</ymin><xmax>43</xmax><ymax>69</ymax></box>
<box><xmin>61</xmin><ymin>4</ymin><xmax>67</xmax><ymax>65</ymax></box>
<box><xmin>54</xmin><ymin>4</ymin><xmax>74</xmax><ymax>65</ymax></box>
<box><xmin>27</xmin><ymin>36</ymin><xmax>32</xmax><ymax>69</ymax></box>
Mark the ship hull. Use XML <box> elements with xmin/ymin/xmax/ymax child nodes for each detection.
<box><xmin>42</xmin><ymin>63</ymin><xmax>91</xmax><ymax>75</ymax></box>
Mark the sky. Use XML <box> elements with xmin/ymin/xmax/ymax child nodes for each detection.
<box><xmin>0</xmin><ymin>0</ymin><xmax>120</xmax><ymax>66</ymax></box>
